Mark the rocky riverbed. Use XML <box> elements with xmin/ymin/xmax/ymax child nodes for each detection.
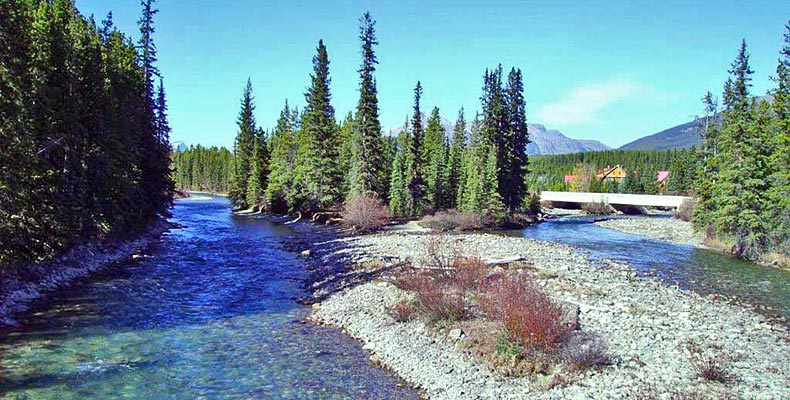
<box><xmin>595</xmin><ymin>216</ymin><xmax>704</xmax><ymax>247</ymax></box>
<box><xmin>309</xmin><ymin>231</ymin><xmax>789</xmax><ymax>399</ymax></box>
<box><xmin>0</xmin><ymin>220</ymin><xmax>169</xmax><ymax>327</ymax></box>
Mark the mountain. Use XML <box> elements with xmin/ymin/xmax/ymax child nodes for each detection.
<box><xmin>386</xmin><ymin>121</ymin><xmax>611</xmax><ymax>155</ymax></box>
<box><xmin>526</xmin><ymin>124</ymin><xmax>610</xmax><ymax>155</ymax></box>
<box><xmin>621</xmin><ymin>95</ymin><xmax>771</xmax><ymax>151</ymax></box>
<box><xmin>619</xmin><ymin>119</ymin><xmax>703</xmax><ymax>151</ymax></box>
<box><xmin>171</xmin><ymin>141</ymin><xmax>188</xmax><ymax>152</ymax></box>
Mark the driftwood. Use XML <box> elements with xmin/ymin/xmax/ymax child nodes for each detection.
<box><xmin>484</xmin><ymin>255</ymin><xmax>525</xmax><ymax>266</ymax></box>
<box><xmin>284</xmin><ymin>211</ymin><xmax>302</xmax><ymax>225</ymax></box>
<box><xmin>326</xmin><ymin>217</ymin><xmax>344</xmax><ymax>225</ymax></box>
<box><xmin>312</xmin><ymin>211</ymin><xmax>342</xmax><ymax>224</ymax></box>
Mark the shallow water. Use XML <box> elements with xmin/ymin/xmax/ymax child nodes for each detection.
<box><xmin>510</xmin><ymin>215</ymin><xmax>790</xmax><ymax>321</ymax></box>
<box><xmin>0</xmin><ymin>197</ymin><xmax>418</xmax><ymax>399</ymax></box>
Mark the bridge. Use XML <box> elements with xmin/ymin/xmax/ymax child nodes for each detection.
<box><xmin>540</xmin><ymin>191</ymin><xmax>691</xmax><ymax>209</ymax></box>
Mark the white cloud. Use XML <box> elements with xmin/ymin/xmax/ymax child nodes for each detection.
<box><xmin>536</xmin><ymin>78</ymin><xmax>642</xmax><ymax>126</ymax></box>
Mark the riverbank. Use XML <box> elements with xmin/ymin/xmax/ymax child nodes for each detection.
<box><xmin>594</xmin><ymin>216</ymin><xmax>704</xmax><ymax>248</ymax></box>
<box><xmin>0</xmin><ymin>219</ymin><xmax>169</xmax><ymax>328</ymax></box>
<box><xmin>308</xmin><ymin>231</ymin><xmax>789</xmax><ymax>399</ymax></box>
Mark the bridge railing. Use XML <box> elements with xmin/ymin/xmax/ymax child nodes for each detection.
<box><xmin>540</xmin><ymin>191</ymin><xmax>691</xmax><ymax>208</ymax></box>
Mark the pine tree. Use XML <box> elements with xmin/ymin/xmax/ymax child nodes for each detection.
<box><xmin>768</xmin><ymin>21</ymin><xmax>790</xmax><ymax>255</ymax></box>
<box><xmin>295</xmin><ymin>40</ymin><xmax>341</xmax><ymax>211</ymax></box>
<box><xmin>348</xmin><ymin>12</ymin><xmax>386</xmax><ymax>199</ymax></box>
<box><xmin>266</xmin><ymin>101</ymin><xmax>298</xmax><ymax>212</ymax></box>
<box><xmin>506</xmin><ymin>68</ymin><xmax>530</xmax><ymax>211</ymax></box>
<box><xmin>388</xmin><ymin>122</ymin><xmax>413</xmax><ymax>216</ymax></box>
<box><xmin>246</xmin><ymin>130</ymin><xmax>269</xmax><ymax>209</ymax></box>
<box><xmin>447</xmin><ymin>108</ymin><xmax>467</xmax><ymax>209</ymax></box>
<box><xmin>483</xmin><ymin>144</ymin><xmax>506</xmax><ymax>222</ymax></box>
<box><xmin>424</xmin><ymin>106</ymin><xmax>448</xmax><ymax>211</ymax></box>
<box><xmin>228</xmin><ymin>79</ymin><xmax>258</xmax><ymax>209</ymax></box>
<box><xmin>408</xmin><ymin>81</ymin><xmax>426</xmax><ymax>214</ymax></box>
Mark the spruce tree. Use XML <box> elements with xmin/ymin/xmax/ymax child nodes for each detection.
<box><xmin>447</xmin><ymin>108</ymin><xmax>467</xmax><ymax>209</ymax></box>
<box><xmin>266</xmin><ymin>101</ymin><xmax>297</xmax><ymax>212</ymax></box>
<box><xmin>295</xmin><ymin>40</ymin><xmax>341</xmax><ymax>211</ymax></box>
<box><xmin>388</xmin><ymin>122</ymin><xmax>412</xmax><ymax>216</ymax></box>
<box><xmin>348</xmin><ymin>12</ymin><xmax>386</xmax><ymax>199</ymax></box>
<box><xmin>768</xmin><ymin>21</ymin><xmax>790</xmax><ymax>254</ymax></box>
<box><xmin>408</xmin><ymin>81</ymin><xmax>426</xmax><ymax>214</ymax></box>
<box><xmin>506</xmin><ymin>68</ymin><xmax>530</xmax><ymax>211</ymax></box>
<box><xmin>229</xmin><ymin>79</ymin><xmax>258</xmax><ymax>209</ymax></box>
<box><xmin>424</xmin><ymin>106</ymin><xmax>448</xmax><ymax>211</ymax></box>
<box><xmin>246</xmin><ymin>130</ymin><xmax>269</xmax><ymax>209</ymax></box>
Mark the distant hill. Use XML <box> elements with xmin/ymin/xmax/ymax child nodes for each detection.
<box><xmin>621</xmin><ymin>95</ymin><xmax>772</xmax><ymax>151</ymax></box>
<box><xmin>619</xmin><ymin>119</ymin><xmax>703</xmax><ymax>151</ymax></box>
<box><xmin>386</xmin><ymin>121</ymin><xmax>611</xmax><ymax>156</ymax></box>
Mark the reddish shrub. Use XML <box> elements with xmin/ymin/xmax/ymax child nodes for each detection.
<box><xmin>388</xmin><ymin>299</ymin><xmax>418</xmax><ymax>322</ymax></box>
<box><xmin>341</xmin><ymin>195</ymin><xmax>390</xmax><ymax>232</ymax></box>
<box><xmin>479</xmin><ymin>274</ymin><xmax>572</xmax><ymax>350</ymax></box>
<box><xmin>451</xmin><ymin>257</ymin><xmax>488</xmax><ymax>294</ymax></box>
<box><xmin>411</xmin><ymin>275</ymin><xmax>467</xmax><ymax>323</ymax></box>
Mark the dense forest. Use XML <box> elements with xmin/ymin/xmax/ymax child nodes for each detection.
<box><xmin>213</xmin><ymin>13</ymin><xmax>531</xmax><ymax>222</ymax></box>
<box><xmin>0</xmin><ymin>0</ymin><xmax>173</xmax><ymax>268</ymax></box>
<box><xmin>694</xmin><ymin>28</ymin><xmax>790</xmax><ymax>263</ymax></box>
<box><xmin>527</xmin><ymin>148</ymin><xmax>698</xmax><ymax>195</ymax></box>
<box><xmin>171</xmin><ymin>146</ymin><xmax>233</xmax><ymax>194</ymax></box>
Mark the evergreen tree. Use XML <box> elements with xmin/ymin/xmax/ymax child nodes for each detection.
<box><xmin>424</xmin><ymin>107</ymin><xmax>448</xmax><ymax>211</ymax></box>
<box><xmin>388</xmin><ymin>122</ymin><xmax>413</xmax><ymax>216</ymax></box>
<box><xmin>246</xmin><ymin>130</ymin><xmax>269</xmax><ymax>209</ymax></box>
<box><xmin>408</xmin><ymin>81</ymin><xmax>426</xmax><ymax>214</ymax></box>
<box><xmin>228</xmin><ymin>79</ymin><xmax>258</xmax><ymax>209</ymax></box>
<box><xmin>293</xmin><ymin>40</ymin><xmax>341</xmax><ymax>211</ymax></box>
<box><xmin>768</xmin><ymin>21</ymin><xmax>790</xmax><ymax>255</ymax></box>
<box><xmin>348</xmin><ymin>12</ymin><xmax>386</xmax><ymax>198</ymax></box>
<box><xmin>266</xmin><ymin>101</ymin><xmax>298</xmax><ymax>212</ymax></box>
<box><xmin>447</xmin><ymin>108</ymin><xmax>467</xmax><ymax>209</ymax></box>
<box><xmin>506</xmin><ymin>68</ymin><xmax>530</xmax><ymax>210</ymax></box>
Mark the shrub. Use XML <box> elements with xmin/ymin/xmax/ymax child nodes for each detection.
<box><xmin>479</xmin><ymin>274</ymin><xmax>572</xmax><ymax>350</ymax></box>
<box><xmin>687</xmin><ymin>341</ymin><xmax>733</xmax><ymax>383</ymax></box>
<box><xmin>388</xmin><ymin>299</ymin><xmax>418</xmax><ymax>322</ymax></box>
<box><xmin>341</xmin><ymin>195</ymin><xmax>390</xmax><ymax>232</ymax></box>
<box><xmin>450</xmin><ymin>257</ymin><xmax>488</xmax><ymax>295</ymax></box>
<box><xmin>420</xmin><ymin>209</ymin><xmax>483</xmax><ymax>231</ymax></box>
<box><xmin>675</xmin><ymin>198</ymin><xmax>696</xmax><ymax>221</ymax></box>
<box><xmin>582</xmin><ymin>200</ymin><xmax>612</xmax><ymax>215</ymax></box>
<box><xmin>411</xmin><ymin>275</ymin><xmax>467</xmax><ymax>323</ymax></box>
<box><xmin>562</xmin><ymin>333</ymin><xmax>611</xmax><ymax>372</ymax></box>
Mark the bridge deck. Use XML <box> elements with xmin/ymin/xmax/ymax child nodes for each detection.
<box><xmin>540</xmin><ymin>191</ymin><xmax>690</xmax><ymax>208</ymax></box>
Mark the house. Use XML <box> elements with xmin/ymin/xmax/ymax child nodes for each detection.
<box><xmin>595</xmin><ymin>165</ymin><xmax>627</xmax><ymax>184</ymax></box>
<box><xmin>657</xmin><ymin>170</ymin><xmax>670</xmax><ymax>192</ymax></box>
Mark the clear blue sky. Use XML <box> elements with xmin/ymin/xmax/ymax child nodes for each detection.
<box><xmin>76</xmin><ymin>0</ymin><xmax>789</xmax><ymax>148</ymax></box>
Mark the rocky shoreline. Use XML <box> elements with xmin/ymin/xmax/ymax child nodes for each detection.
<box><xmin>0</xmin><ymin>219</ymin><xmax>169</xmax><ymax>328</ymax></box>
<box><xmin>595</xmin><ymin>216</ymin><xmax>704</xmax><ymax>247</ymax></box>
<box><xmin>308</xmin><ymin>231</ymin><xmax>789</xmax><ymax>399</ymax></box>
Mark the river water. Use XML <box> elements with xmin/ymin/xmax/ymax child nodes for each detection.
<box><xmin>511</xmin><ymin>215</ymin><xmax>790</xmax><ymax>322</ymax></box>
<box><xmin>0</xmin><ymin>197</ymin><xmax>418</xmax><ymax>399</ymax></box>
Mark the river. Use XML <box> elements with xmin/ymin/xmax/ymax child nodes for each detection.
<box><xmin>511</xmin><ymin>215</ymin><xmax>790</xmax><ymax>323</ymax></box>
<box><xmin>0</xmin><ymin>196</ymin><xmax>418</xmax><ymax>399</ymax></box>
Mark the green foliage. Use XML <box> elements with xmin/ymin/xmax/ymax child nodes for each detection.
<box><xmin>694</xmin><ymin>34</ymin><xmax>790</xmax><ymax>262</ymax></box>
<box><xmin>266</xmin><ymin>101</ymin><xmax>299</xmax><ymax>213</ymax></box>
<box><xmin>172</xmin><ymin>145</ymin><xmax>234</xmax><ymax>193</ymax></box>
<box><xmin>348</xmin><ymin>12</ymin><xmax>386</xmax><ymax>199</ymax></box>
<box><xmin>228</xmin><ymin>79</ymin><xmax>258</xmax><ymax>209</ymax></box>
<box><xmin>1</xmin><ymin>0</ymin><xmax>172</xmax><ymax>268</ymax></box>
<box><xmin>424</xmin><ymin>107</ymin><xmax>449</xmax><ymax>211</ymax></box>
<box><xmin>246</xmin><ymin>130</ymin><xmax>269</xmax><ymax>209</ymax></box>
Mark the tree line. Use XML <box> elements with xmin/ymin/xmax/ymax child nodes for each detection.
<box><xmin>1</xmin><ymin>0</ymin><xmax>173</xmax><ymax>269</ymax></box>
<box><xmin>526</xmin><ymin>148</ymin><xmax>698</xmax><ymax>195</ymax></box>
<box><xmin>695</xmin><ymin>24</ymin><xmax>790</xmax><ymax>263</ymax></box>
<box><xmin>171</xmin><ymin>145</ymin><xmax>233</xmax><ymax>194</ymax></box>
<box><xmin>220</xmin><ymin>13</ymin><xmax>531</xmax><ymax>222</ymax></box>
